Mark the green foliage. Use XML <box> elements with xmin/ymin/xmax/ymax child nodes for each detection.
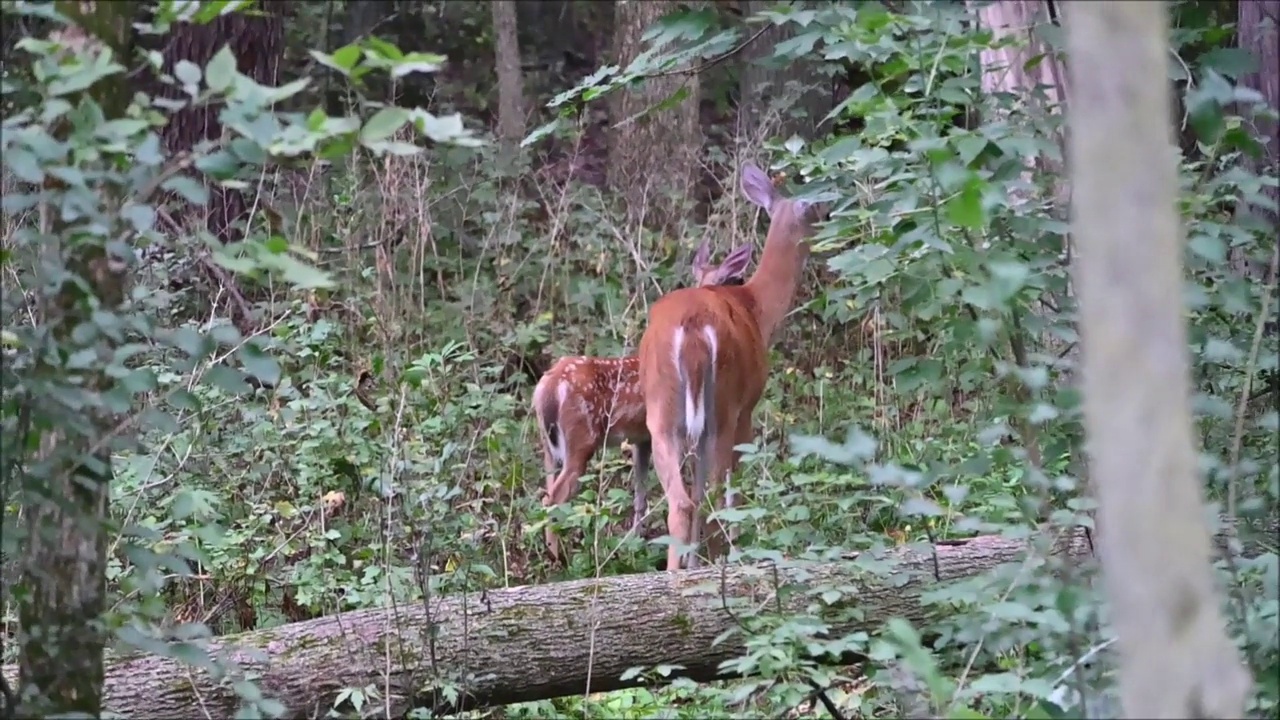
<box><xmin>2</xmin><ymin>0</ymin><xmax>1275</xmax><ymax>718</ymax></box>
<box><xmin>1</xmin><ymin>0</ymin><xmax>481</xmax><ymax>715</ymax></box>
<box><xmin>522</xmin><ymin>1</ymin><xmax>1279</xmax><ymax>718</ymax></box>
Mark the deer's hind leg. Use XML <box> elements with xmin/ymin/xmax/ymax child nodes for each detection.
<box><xmin>630</xmin><ymin>439</ymin><xmax>652</xmax><ymax>534</ymax></box>
<box><xmin>647</xmin><ymin>413</ymin><xmax>694</xmax><ymax>572</ymax></box>
<box><xmin>543</xmin><ymin>437</ymin><xmax>594</xmax><ymax>565</ymax></box>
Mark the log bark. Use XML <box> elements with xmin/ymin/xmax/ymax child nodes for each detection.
<box><xmin>1063</xmin><ymin>2</ymin><xmax>1254</xmax><ymax>716</ymax></box>
<box><xmin>3</xmin><ymin>519</ymin><xmax>1271</xmax><ymax>718</ymax></box>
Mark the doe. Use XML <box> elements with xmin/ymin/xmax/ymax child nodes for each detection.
<box><xmin>637</xmin><ymin>162</ymin><xmax>826</xmax><ymax>572</ymax></box>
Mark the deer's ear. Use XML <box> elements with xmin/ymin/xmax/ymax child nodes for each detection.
<box><xmin>691</xmin><ymin>240</ymin><xmax>711</xmax><ymax>275</ymax></box>
<box><xmin>794</xmin><ymin>198</ymin><xmax>831</xmax><ymax>224</ymax></box>
<box><xmin>712</xmin><ymin>243</ymin><xmax>754</xmax><ymax>284</ymax></box>
<box><xmin>741</xmin><ymin>164</ymin><xmax>776</xmax><ymax>214</ymax></box>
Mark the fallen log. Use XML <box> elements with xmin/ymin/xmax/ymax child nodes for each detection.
<box><xmin>3</xmin><ymin>517</ymin><xmax>1271</xmax><ymax>719</ymax></box>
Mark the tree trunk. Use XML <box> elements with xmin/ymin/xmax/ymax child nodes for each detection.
<box><xmin>341</xmin><ymin>0</ymin><xmax>390</xmax><ymax>46</ymax></box>
<box><xmin>608</xmin><ymin>0</ymin><xmax>702</xmax><ymax>234</ymax></box>
<box><xmin>492</xmin><ymin>0</ymin><xmax>527</xmax><ymax>161</ymax></box>
<box><xmin>16</xmin><ymin>2</ymin><xmax>135</xmax><ymax>715</ymax></box>
<box><xmin>1234</xmin><ymin>0</ymin><xmax>1279</xmax><ymax>278</ymax></box>
<box><xmin>969</xmin><ymin>0</ymin><xmax>1067</xmax><ymax>200</ymax></box>
<box><xmin>737</xmin><ymin>0</ymin><xmax>831</xmax><ymax>144</ymax></box>
<box><xmin>968</xmin><ymin>0</ymin><xmax>1072</xmax><ymax>455</ymax></box>
<box><xmin>1063</xmin><ymin>3</ymin><xmax>1253</xmax><ymax>717</ymax></box>
<box><xmin>147</xmin><ymin>7</ymin><xmax>284</xmax><ymax>244</ymax></box>
<box><xmin>3</xmin><ymin>518</ymin><xmax>1271</xmax><ymax>718</ymax></box>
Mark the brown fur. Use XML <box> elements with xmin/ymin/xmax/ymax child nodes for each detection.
<box><xmin>536</xmin><ymin>243</ymin><xmax>756</xmax><ymax>565</ymax></box>
<box><xmin>638</xmin><ymin>163</ymin><xmax>825</xmax><ymax>572</ymax></box>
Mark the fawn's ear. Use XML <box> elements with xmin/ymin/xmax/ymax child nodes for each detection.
<box><xmin>710</xmin><ymin>243</ymin><xmax>753</xmax><ymax>284</ymax></box>
<box><xmin>740</xmin><ymin>163</ymin><xmax>777</xmax><ymax>215</ymax></box>
<box><xmin>691</xmin><ymin>238</ymin><xmax>711</xmax><ymax>283</ymax></box>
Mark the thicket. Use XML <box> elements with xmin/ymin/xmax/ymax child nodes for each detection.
<box><xmin>1</xmin><ymin>1</ymin><xmax>1276</xmax><ymax>718</ymax></box>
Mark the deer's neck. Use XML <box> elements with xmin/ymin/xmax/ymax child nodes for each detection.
<box><xmin>745</xmin><ymin>215</ymin><xmax>809</xmax><ymax>344</ymax></box>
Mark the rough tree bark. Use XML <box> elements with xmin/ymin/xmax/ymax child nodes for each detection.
<box><xmin>341</xmin><ymin>0</ymin><xmax>391</xmax><ymax>46</ymax></box>
<box><xmin>1064</xmin><ymin>3</ymin><xmax>1254</xmax><ymax>717</ymax></box>
<box><xmin>608</xmin><ymin>0</ymin><xmax>702</xmax><ymax>233</ymax></box>
<box><xmin>15</xmin><ymin>1</ymin><xmax>135</xmax><ymax>715</ymax></box>
<box><xmin>1234</xmin><ymin>0</ymin><xmax>1279</xmax><ymax>278</ymax></box>
<box><xmin>4</xmin><ymin>519</ymin><xmax>1271</xmax><ymax>718</ymax></box>
<box><xmin>0</xmin><ymin>531</ymin><xmax>1086</xmax><ymax>717</ymax></box>
<box><xmin>1237</xmin><ymin>0</ymin><xmax>1278</xmax><ymax>157</ymax></box>
<box><xmin>737</xmin><ymin>0</ymin><xmax>831</xmax><ymax>144</ymax></box>
<box><xmin>492</xmin><ymin>0</ymin><xmax>527</xmax><ymax>161</ymax></box>
<box><xmin>968</xmin><ymin>0</ymin><xmax>1068</xmax><ymax>209</ymax></box>
<box><xmin>146</xmin><ymin>5</ymin><xmax>284</xmax><ymax>244</ymax></box>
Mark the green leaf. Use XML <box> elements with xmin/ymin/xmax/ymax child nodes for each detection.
<box><xmin>362</xmin><ymin>36</ymin><xmax>404</xmax><ymax>62</ymax></box>
<box><xmin>415</xmin><ymin>111</ymin><xmax>482</xmax><ymax>146</ymax></box>
<box><xmin>1188</xmin><ymin>95</ymin><xmax>1224</xmax><ymax>144</ymax></box>
<box><xmin>274</xmin><ymin>254</ymin><xmax>334</xmax><ymax>290</ymax></box>
<box><xmin>122</xmin><ymin>203</ymin><xmax>157</xmax><ymax>234</ymax></box>
<box><xmin>95</xmin><ymin>119</ymin><xmax>149</xmax><ymax>142</ymax></box>
<box><xmin>310</xmin><ymin>43</ymin><xmax>362</xmax><ymax>75</ymax></box>
<box><xmin>946</xmin><ymin>175</ymin><xmax>986</xmax><ymax>229</ymax></box>
<box><xmin>318</xmin><ymin>135</ymin><xmax>355</xmax><ymax>160</ymax></box>
<box><xmin>205</xmin><ymin>364</ymin><xmax>252</xmax><ymax>395</ymax></box>
<box><xmin>306</xmin><ymin>107</ymin><xmax>327</xmax><ymax>131</ymax></box>
<box><xmin>121</xmin><ymin>369</ymin><xmax>159</xmax><ymax>395</ymax></box>
<box><xmin>521</xmin><ymin>118</ymin><xmax>563</xmax><ymax>148</ymax></box>
<box><xmin>210</xmin><ymin>323</ymin><xmax>243</xmax><ymax>346</ymax></box>
<box><xmin>167</xmin><ymin>389</ymin><xmax>202</xmax><ymax>412</ymax></box>
<box><xmin>238</xmin><ymin>344</ymin><xmax>280</xmax><ymax>386</ymax></box>
<box><xmin>1197</xmin><ymin>47</ymin><xmax>1257</xmax><ymax>79</ymax></box>
<box><xmin>161</xmin><ymin>176</ymin><xmax>210</xmax><ymax>206</ymax></box>
<box><xmin>265</xmin><ymin>77</ymin><xmax>311</xmax><ymax>104</ymax></box>
<box><xmin>136</xmin><ymin>133</ymin><xmax>164</xmax><ymax>165</ymax></box>
<box><xmin>392</xmin><ymin>52</ymin><xmax>446</xmax><ymax>78</ymax></box>
<box><xmin>362</xmin><ymin>140</ymin><xmax>421</xmax><ymax>156</ymax></box>
<box><xmin>5</xmin><ymin>147</ymin><xmax>44</xmax><ymax>183</ymax></box>
<box><xmin>47</xmin><ymin>48</ymin><xmax>124</xmax><ymax>96</ymax></box>
<box><xmin>774</xmin><ymin>30</ymin><xmax>822</xmax><ymax>58</ymax></box>
<box><xmin>1188</xmin><ymin>232</ymin><xmax>1226</xmax><ymax>263</ymax></box>
<box><xmin>170</xmin><ymin>327</ymin><xmax>213</xmax><ymax>361</ymax></box>
<box><xmin>205</xmin><ymin>44</ymin><xmax>238</xmax><ymax>93</ymax></box>
<box><xmin>360</xmin><ymin>107</ymin><xmax>410</xmax><ymax>144</ymax></box>
<box><xmin>953</xmin><ymin>134</ymin><xmax>989</xmax><ymax>166</ymax></box>
<box><xmin>332</xmin><ymin>43</ymin><xmax>362</xmax><ymax>70</ymax></box>
<box><xmin>309</xmin><ymin>50</ymin><xmax>348</xmax><ymax>75</ymax></box>
<box><xmin>171</xmin><ymin>488</ymin><xmax>214</xmax><ymax>521</ymax></box>
<box><xmin>174</xmin><ymin>59</ymin><xmax>202</xmax><ymax>88</ymax></box>
<box><xmin>193</xmin><ymin>0</ymin><xmax>253</xmax><ymax>23</ymax></box>
<box><xmin>195</xmin><ymin>150</ymin><xmax>240</xmax><ymax>180</ymax></box>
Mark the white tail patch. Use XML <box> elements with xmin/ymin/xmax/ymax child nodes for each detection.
<box><xmin>702</xmin><ymin>325</ymin><xmax>718</xmax><ymax>363</ymax></box>
<box><xmin>549</xmin><ymin>381</ymin><xmax>569</xmax><ymax>465</ymax></box>
<box><xmin>694</xmin><ymin>326</ymin><xmax>718</xmax><ymax>444</ymax></box>
<box><xmin>671</xmin><ymin>325</ymin><xmax>719</xmax><ymax>447</ymax></box>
